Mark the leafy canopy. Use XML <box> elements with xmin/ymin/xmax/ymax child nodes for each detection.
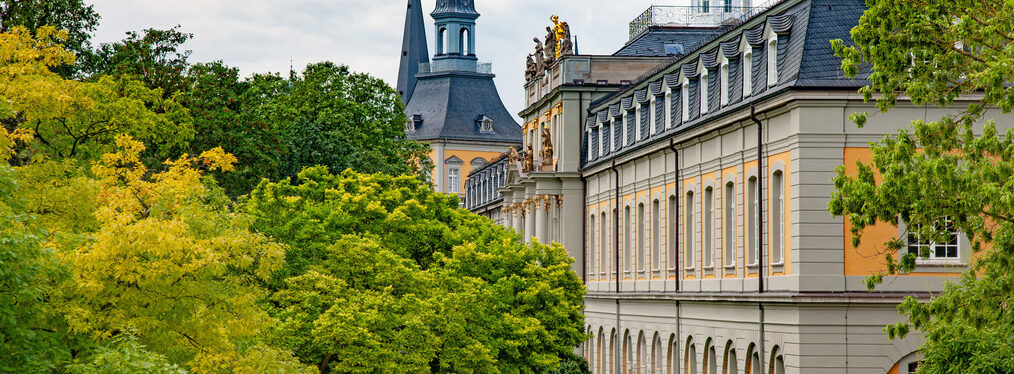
<box><xmin>247</xmin><ymin>168</ymin><xmax>586</xmax><ymax>374</ymax></box>
<box><xmin>831</xmin><ymin>1</ymin><xmax>1014</xmax><ymax>372</ymax></box>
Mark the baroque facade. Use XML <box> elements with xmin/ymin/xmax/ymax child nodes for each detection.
<box><xmin>398</xmin><ymin>0</ymin><xmax>521</xmax><ymax>197</ymax></box>
<box><xmin>465</xmin><ymin>0</ymin><xmax>1008</xmax><ymax>373</ymax></box>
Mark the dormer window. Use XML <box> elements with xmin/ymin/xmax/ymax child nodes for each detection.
<box><xmin>477</xmin><ymin>115</ymin><xmax>494</xmax><ymax>133</ymax></box>
<box><xmin>720</xmin><ymin>61</ymin><xmax>729</xmax><ymax>106</ymax></box>
<box><xmin>767</xmin><ymin>37</ymin><xmax>778</xmax><ymax>87</ymax></box>
<box><xmin>700</xmin><ymin>72</ymin><xmax>709</xmax><ymax>115</ymax></box>
<box><xmin>406</xmin><ymin>114</ymin><xmax>422</xmax><ymax>133</ymax></box>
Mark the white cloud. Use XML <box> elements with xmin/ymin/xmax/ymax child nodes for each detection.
<box><xmin>89</xmin><ymin>0</ymin><xmax>693</xmax><ymax>120</ymax></box>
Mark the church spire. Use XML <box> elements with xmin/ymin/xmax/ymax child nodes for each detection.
<box><xmin>397</xmin><ymin>0</ymin><xmax>429</xmax><ymax>104</ymax></box>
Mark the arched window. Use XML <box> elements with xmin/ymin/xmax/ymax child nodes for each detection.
<box><xmin>652</xmin><ymin>199</ymin><xmax>661</xmax><ymax>271</ymax></box>
<box><xmin>681</xmin><ymin>80</ymin><xmax>690</xmax><ymax>122</ymax></box>
<box><xmin>652</xmin><ymin>334</ymin><xmax>663</xmax><ymax>374</ymax></box>
<box><xmin>685</xmin><ymin>191</ymin><xmax>696</xmax><ymax>272</ymax></box>
<box><xmin>704</xmin><ymin>186</ymin><xmax>714</xmax><ymax>268</ymax></box>
<box><xmin>767</xmin><ymin>38</ymin><xmax>778</xmax><ymax>87</ymax></box>
<box><xmin>598</xmin><ymin>329</ymin><xmax>605</xmax><ymax>373</ymax></box>
<box><xmin>685</xmin><ymin>338</ymin><xmax>698</xmax><ymax>374</ymax></box>
<box><xmin>590</xmin><ymin>214</ymin><xmax>597</xmax><ymax>279</ymax></box>
<box><xmin>459</xmin><ymin>27</ymin><xmax>470</xmax><ymax>55</ymax></box>
<box><xmin>724</xmin><ymin>181</ymin><xmax>736</xmax><ymax>268</ymax></box>
<box><xmin>668</xmin><ymin>334</ymin><xmax>678</xmax><ymax>374</ymax></box>
<box><xmin>638</xmin><ymin>333</ymin><xmax>648</xmax><ymax>374</ymax></box>
<box><xmin>624</xmin><ymin>206</ymin><xmax>632</xmax><ymax>274</ymax></box>
<box><xmin>771</xmin><ymin>170</ymin><xmax>784</xmax><ymax>264</ymax></box>
<box><xmin>707</xmin><ymin>343</ymin><xmax>717</xmax><ymax>374</ymax></box>
<box><xmin>745</xmin><ymin>343</ymin><xmax>760</xmax><ymax>374</ymax></box>
<box><xmin>668</xmin><ymin>195</ymin><xmax>678</xmax><ymax>272</ymax></box>
<box><xmin>747</xmin><ymin>175</ymin><xmax>758</xmax><ymax>266</ymax></box>
<box><xmin>638</xmin><ymin>203</ymin><xmax>646</xmax><ymax>273</ymax></box>
<box><xmin>769</xmin><ymin>346</ymin><xmax>784</xmax><ymax>374</ymax></box>
<box><xmin>437</xmin><ymin>27</ymin><xmax>447</xmax><ymax>54</ymax></box>
<box><xmin>723</xmin><ymin>341</ymin><xmax>737</xmax><ymax>374</ymax></box>
<box><xmin>601</xmin><ymin>211</ymin><xmax>608</xmax><ymax>276</ymax></box>
<box><xmin>720</xmin><ymin>61</ymin><xmax>729</xmax><ymax>106</ymax></box>
<box><xmin>700</xmin><ymin>72</ymin><xmax>709</xmax><ymax>115</ymax></box>
<box><xmin>624</xmin><ymin>332</ymin><xmax>635</xmax><ymax>373</ymax></box>
<box><xmin>743</xmin><ymin>50</ymin><xmax>753</xmax><ymax>98</ymax></box>
<box><xmin>609</xmin><ymin>330</ymin><xmax>617</xmax><ymax>374</ymax></box>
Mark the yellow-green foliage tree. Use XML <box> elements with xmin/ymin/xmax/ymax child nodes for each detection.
<box><xmin>0</xmin><ymin>26</ymin><xmax>192</xmax><ymax>164</ymax></box>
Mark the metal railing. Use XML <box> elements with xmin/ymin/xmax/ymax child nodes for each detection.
<box><xmin>628</xmin><ymin>3</ymin><xmax>770</xmax><ymax>39</ymax></box>
<box><xmin>418</xmin><ymin>60</ymin><xmax>493</xmax><ymax>74</ymax></box>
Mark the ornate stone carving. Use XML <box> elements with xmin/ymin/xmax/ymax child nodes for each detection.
<box><xmin>555</xmin><ymin>195</ymin><xmax>563</xmax><ymax>208</ymax></box>
<box><xmin>532</xmin><ymin>38</ymin><xmax>545</xmax><ymax>76</ymax></box>
<box><xmin>522</xmin><ymin>144</ymin><xmax>535</xmax><ymax>172</ymax></box>
<box><xmin>540</xmin><ymin>124</ymin><xmax>554</xmax><ymax>167</ymax></box>
<box><xmin>525</xmin><ymin>54</ymin><xmax>537</xmax><ymax>82</ymax></box>
<box><xmin>544</xmin><ymin>26</ymin><xmax>557</xmax><ymax>67</ymax></box>
<box><xmin>507</xmin><ymin>146</ymin><xmax>520</xmax><ymax>165</ymax></box>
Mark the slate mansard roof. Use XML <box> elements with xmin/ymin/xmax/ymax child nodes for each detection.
<box><xmin>614</xmin><ymin>26</ymin><xmax>725</xmax><ymax>57</ymax></box>
<box><xmin>405</xmin><ymin>70</ymin><xmax>522</xmax><ymax>144</ymax></box>
<box><xmin>583</xmin><ymin>0</ymin><xmax>868</xmax><ymax>168</ymax></box>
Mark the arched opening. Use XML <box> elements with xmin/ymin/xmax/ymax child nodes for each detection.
<box><xmin>624</xmin><ymin>331</ymin><xmax>634</xmax><ymax>374</ymax></box>
<box><xmin>769</xmin><ymin>346</ymin><xmax>784</xmax><ymax>374</ymax></box>
<box><xmin>668</xmin><ymin>334</ymin><xmax>678</xmax><ymax>374</ymax></box>
<box><xmin>437</xmin><ymin>27</ymin><xmax>447</xmax><ymax>54</ymax></box>
<box><xmin>638</xmin><ymin>332</ymin><xmax>648</xmax><ymax>374</ymax></box>
<box><xmin>652</xmin><ymin>333</ymin><xmax>663</xmax><ymax>374</ymax></box>
<box><xmin>598</xmin><ymin>328</ymin><xmax>605</xmax><ymax>374</ymax></box>
<box><xmin>638</xmin><ymin>203</ymin><xmax>646</xmax><ymax>273</ymax></box>
<box><xmin>684</xmin><ymin>337</ymin><xmax>697</xmax><ymax>374</ymax></box>
<box><xmin>723</xmin><ymin>341</ymin><xmax>737</xmax><ymax>374</ymax></box>
<box><xmin>459</xmin><ymin>27</ymin><xmax>470</xmax><ymax>55</ymax></box>
<box><xmin>707</xmin><ymin>343</ymin><xmax>717</xmax><ymax>374</ymax></box>
<box><xmin>704</xmin><ymin>186</ymin><xmax>714</xmax><ymax>267</ymax></box>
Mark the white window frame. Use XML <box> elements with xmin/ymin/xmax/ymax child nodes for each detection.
<box><xmin>684</xmin><ymin>188</ymin><xmax>697</xmax><ymax>272</ymax></box>
<box><xmin>900</xmin><ymin>217</ymin><xmax>966</xmax><ymax>267</ymax></box>
<box><xmin>635</xmin><ymin>105</ymin><xmax>642</xmax><ymax>141</ymax></box>
<box><xmin>745</xmin><ymin>169</ymin><xmax>759</xmax><ymax>268</ymax></box>
<box><xmin>649</xmin><ymin>96</ymin><xmax>657</xmax><ymax>135</ymax></box>
<box><xmin>700</xmin><ymin>71</ymin><xmax>709</xmax><ymax>115</ymax></box>
<box><xmin>724</xmin><ymin>179</ymin><xmax>736</xmax><ymax>269</ymax></box>
<box><xmin>767</xmin><ymin>36</ymin><xmax>779</xmax><ymax>87</ymax></box>
<box><xmin>703</xmin><ymin>183</ymin><xmax>715</xmax><ymax>269</ymax></box>
<box><xmin>664</xmin><ymin>85</ymin><xmax>673</xmax><ymax>129</ymax></box>
<box><xmin>622</xmin><ymin>112</ymin><xmax>629</xmax><ymax>145</ymax></box>
<box><xmin>743</xmin><ymin>48</ymin><xmax>753</xmax><ymax>98</ymax></box>
<box><xmin>447</xmin><ymin>167</ymin><xmax>460</xmax><ymax>194</ymax></box>
<box><xmin>681</xmin><ymin>79</ymin><xmax>690</xmax><ymax>123</ymax></box>
<box><xmin>770</xmin><ymin>167</ymin><xmax>785</xmax><ymax>266</ymax></box>
<box><xmin>720</xmin><ymin>59</ymin><xmax>729</xmax><ymax>106</ymax></box>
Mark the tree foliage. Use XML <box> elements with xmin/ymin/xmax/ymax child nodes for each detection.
<box><xmin>247</xmin><ymin>168</ymin><xmax>586</xmax><ymax>373</ymax></box>
<box><xmin>80</xmin><ymin>26</ymin><xmax>193</xmax><ymax>97</ymax></box>
<box><xmin>0</xmin><ymin>0</ymin><xmax>99</xmax><ymax>77</ymax></box>
<box><xmin>0</xmin><ymin>26</ymin><xmax>193</xmax><ymax>163</ymax></box>
<box><xmin>831</xmin><ymin>1</ymin><xmax>1014</xmax><ymax>372</ymax></box>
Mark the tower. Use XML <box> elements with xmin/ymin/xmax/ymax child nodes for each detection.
<box><xmin>400</xmin><ymin>0</ymin><xmax>521</xmax><ymax>197</ymax></box>
<box><xmin>431</xmin><ymin>0</ymin><xmax>479</xmax><ymax>70</ymax></box>
<box><xmin>397</xmin><ymin>0</ymin><xmax>429</xmax><ymax>103</ymax></box>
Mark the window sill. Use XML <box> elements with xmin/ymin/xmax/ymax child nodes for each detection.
<box><xmin>702</xmin><ymin>266</ymin><xmax>715</xmax><ymax>271</ymax></box>
<box><xmin>684</xmin><ymin>266</ymin><xmax>697</xmax><ymax>271</ymax></box>
<box><xmin>746</xmin><ymin>263</ymin><xmax>759</xmax><ymax>270</ymax></box>
<box><xmin>911</xmin><ymin>260</ymin><xmax>967</xmax><ymax>274</ymax></box>
<box><xmin>723</xmin><ymin>264</ymin><xmax>736</xmax><ymax>270</ymax></box>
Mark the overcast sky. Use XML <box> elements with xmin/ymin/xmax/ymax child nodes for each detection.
<box><xmin>89</xmin><ymin>0</ymin><xmax>695</xmax><ymax>119</ymax></box>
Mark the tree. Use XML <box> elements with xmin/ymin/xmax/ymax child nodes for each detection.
<box><xmin>274</xmin><ymin>62</ymin><xmax>430</xmax><ymax>181</ymax></box>
<box><xmin>831</xmin><ymin>1</ymin><xmax>1014</xmax><ymax>372</ymax></box>
<box><xmin>246</xmin><ymin>168</ymin><xmax>585</xmax><ymax>373</ymax></box>
<box><xmin>49</xmin><ymin>135</ymin><xmax>311</xmax><ymax>372</ymax></box>
<box><xmin>80</xmin><ymin>26</ymin><xmax>193</xmax><ymax>98</ymax></box>
<box><xmin>181</xmin><ymin>61</ymin><xmax>285</xmax><ymax>197</ymax></box>
<box><xmin>0</xmin><ymin>0</ymin><xmax>100</xmax><ymax>77</ymax></box>
<box><xmin>0</xmin><ymin>26</ymin><xmax>193</xmax><ymax>163</ymax></box>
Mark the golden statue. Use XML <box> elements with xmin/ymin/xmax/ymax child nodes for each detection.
<box><xmin>551</xmin><ymin>15</ymin><xmax>572</xmax><ymax>58</ymax></box>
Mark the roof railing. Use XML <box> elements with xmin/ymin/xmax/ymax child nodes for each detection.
<box><xmin>628</xmin><ymin>4</ymin><xmax>771</xmax><ymax>39</ymax></box>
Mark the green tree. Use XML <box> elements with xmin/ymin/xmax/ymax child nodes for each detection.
<box><xmin>80</xmin><ymin>25</ymin><xmax>193</xmax><ymax>98</ymax></box>
<box><xmin>0</xmin><ymin>0</ymin><xmax>100</xmax><ymax>77</ymax></box>
<box><xmin>182</xmin><ymin>61</ymin><xmax>285</xmax><ymax>197</ymax></box>
<box><xmin>831</xmin><ymin>1</ymin><xmax>1014</xmax><ymax>372</ymax></box>
<box><xmin>247</xmin><ymin>168</ymin><xmax>585</xmax><ymax>373</ymax></box>
<box><xmin>274</xmin><ymin>62</ymin><xmax>430</xmax><ymax>181</ymax></box>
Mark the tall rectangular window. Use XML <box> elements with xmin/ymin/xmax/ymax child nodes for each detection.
<box><xmin>600</xmin><ymin>212</ymin><xmax>608</xmax><ymax>275</ymax></box>
<box><xmin>668</xmin><ymin>195</ymin><xmax>677</xmax><ymax>270</ymax></box>
<box><xmin>448</xmin><ymin>168</ymin><xmax>460</xmax><ymax>193</ymax></box>
<box><xmin>771</xmin><ymin>170</ymin><xmax>784</xmax><ymax>264</ymax></box>
<box><xmin>747</xmin><ymin>176</ymin><xmax>758</xmax><ymax>266</ymax></box>
<box><xmin>704</xmin><ymin>186</ymin><xmax>714</xmax><ymax>267</ymax></box>
<box><xmin>743</xmin><ymin>50</ymin><xmax>753</xmax><ymax>98</ymax></box>
<box><xmin>767</xmin><ymin>38</ymin><xmax>779</xmax><ymax>87</ymax></box>
<box><xmin>625</xmin><ymin>206</ymin><xmax>632</xmax><ymax>273</ymax></box>
<box><xmin>637</xmin><ymin>203</ymin><xmax>645</xmax><ymax>272</ymax></box>
<box><xmin>720</xmin><ymin>63</ymin><xmax>729</xmax><ymax>106</ymax></box>
<box><xmin>724</xmin><ymin>181</ymin><xmax>736</xmax><ymax>267</ymax></box>
<box><xmin>590</xmin><ymin>214</ymin><xmax>597</xmax><ymax>278</ymax></box>
<box><xmin>700</xmin><ymin>74</ymin><xmax>709</xmax><ymax>115</ymax></box>
<box><xmin>652</xmin><ymin>199</ymin><xmax>660</xmax><ymax>271</ymax></box>
<box><xmin>681</xmin><ymin>82</ymin><xmax>690</xmax><ymax>122</ymax></box>
<box><xmin>685</xmin><ymin>191</ymin><xmax>695</xmax><ymax>269</ymax></box>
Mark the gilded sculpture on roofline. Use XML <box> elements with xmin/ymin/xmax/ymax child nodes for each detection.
<box><xmin>525</xmin><ymin>15</ymin><xmax>574</xmax><ymax>83</ymax></box>
<box><xmin>540</xmin><ymin>124</ymin><xmax>554</xmax><ymax>168</ymax></box>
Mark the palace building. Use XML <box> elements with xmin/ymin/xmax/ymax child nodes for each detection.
<box><xmin>398</xmin><ymin>0</ymin><xmax>522</xmax><ymax>197</ymax></box>
<box><xmin>464</xmin><ymin>0</ymin><xmax>1010</xmax><ymax>373</ymax></box>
